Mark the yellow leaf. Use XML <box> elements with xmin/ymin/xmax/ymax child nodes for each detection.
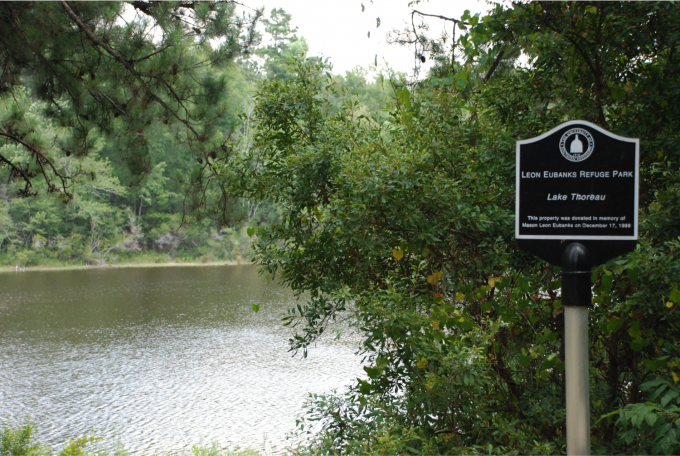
<box><xmin>416</xmin><ymin>358</ymin><xmax>429</xmax><ymax>369</ymax></box>
<box><xmin>458</xmin><ymin>317</ymin><xmax>465</xmax><ymax>323</ymax></box>
<box><xmin>427</xmin><ymin>271</ymin><xmax>444</xmax><ymax>285</ymax></box>
<box><xmin>667</xmin><ymin>301</ymin><xmax>674</xmax><ymax>308</ymax></box>
<box><xmin>668</xmin><ymin>361</ymin><xmax>677</xmax><ymax>368</ymax></box>
<box><xmin>673</xmin><ymin>372</ymin><xmax>679</xmax><ymax>383</ymax></box>
<box><xmin>431</xmin><ymin>320</ymin><xmax>440</xmax><ymax>330</ymax></box>
<box><xmin>393</xmin><ymin>248</ymin><xmax>404</xmax><ymax>261</ymax></box>
<box><xmin>488</xmin><ymin>276</ymin><xmax>497</xmax><ymax>287</ymax></box>
<box><xmin>455</xmin><ymin>292</ymin><xmax>465</xmax><ymax>301</ymax></box>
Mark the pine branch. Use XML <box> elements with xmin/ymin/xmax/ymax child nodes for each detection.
<box><xmin>60</xmin><ymin>0</ymin><xmax>201</xmax><ymax>138</ymax></box>
<box><xmin>0</xmin><ymin>129</ymin><xmax>72</xmax><ymax>197</ymax></box>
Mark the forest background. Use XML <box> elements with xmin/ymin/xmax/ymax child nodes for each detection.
<box><xmin>0</xmin><ymin>2</ymin><xmax>390</xmax><ymax>267</ymax></box>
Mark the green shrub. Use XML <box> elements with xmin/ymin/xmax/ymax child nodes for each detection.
<box><xmin>0</xmin><ymin>421</ymin><xmax>261</xmax><ymax>456</ymax></box>
<box><xmin>0</xmin><ymin>420</ymin><xmax>46</xmax><ymax>456</ymax></box>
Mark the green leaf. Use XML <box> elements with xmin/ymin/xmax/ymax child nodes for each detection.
<box><xmin>252</xmin><ymin>304</ymin><xmax>260</xmax><ymax>313</ymax></box>
<box><xmin>376</xmin><ymin>356</ymin><xmax>389</xmax><ymax>369</ymax></box>
<box><xmin>607</xmin><ymin>318</ymin><xmax>623</xmax><ymax>333</ymax></box>
<box><xmin>662</xmin><ymin>390</ymin><xmax>679</xmax><ymax>408</ymax></box>
<box><xmin>645</xmin><ymin>412</ymin><xmax>658</xmax><ymax>427</ymax></box>
<box><xmin>246</xmin><ymin>227</ymin><xmax>255</xmax><ymax>237</ymax></box>
<box><xmin>396</xmin><ymin>87</ymin><xmax>410</xmax><ymax>103</ymax></box>
<box><xmin>359</xmin><ymin>380</ymin><xmax>372</xmax><ymax>394</ymax></box>
<box><xmin>460</xmin><ymin>319</ymin><xmax>475</xmax><ymax>331</ymax></box>
<box><xmin>644</xmin><ymin>358</ymin><xmax>667</xmax><ymax>372</ymax></box>
<box><xmin>364</xmin><ymin>366</ymin><xmax>381</xmax><ymax>378</ymax></box>
<box><xmin>671</xmin><ymin>287</ymin><xmax>680</xmax><ymax>303</ymax></box>
<box><xmin>455</xmin><ymin>77</ymin><xmax>467</xmax><ymax>90</ymax></box>
<box><xmin>631</xmin><ymin>337</ymin><xmax>649</xmax><ymax>352</ymax></box>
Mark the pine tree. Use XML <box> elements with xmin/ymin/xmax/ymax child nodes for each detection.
<box><xmin>0</xmin><ymin>1</ymin><xmax>262</xmax><ymax>197</ymax></box>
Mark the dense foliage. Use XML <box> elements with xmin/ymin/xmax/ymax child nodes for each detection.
<box><xmin>244</xmin><ymin>2</ymin><xmax>680</xmax><ymax>454</ymax></box>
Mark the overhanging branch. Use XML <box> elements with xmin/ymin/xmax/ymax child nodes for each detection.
<box><xmin>412</xmin><ymin>10</ymin><xmax>470</xmax><ymax>26</ymax></box>
<box><xmin>0</xmin><ymin>129</ymin><xmax>74</xmax><ymax>197</ymax></box>
<box><xmin>61</xmin><ymin>0</ymin><xmax>201</xmax><ymax>138</ymax></box>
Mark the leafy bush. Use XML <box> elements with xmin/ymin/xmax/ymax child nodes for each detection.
<box><xmin>601</xmin><ymin>378</ymin><xmax>680</xmax><ymax>455</ymax></box>
<box><xmin>0</xmin><ymin>420</ymin><xmax>46</xmax><ymax>456</ymax></box>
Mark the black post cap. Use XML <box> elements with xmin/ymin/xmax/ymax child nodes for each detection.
<box><xmin>561</xmin><ymin>242</ymin><xmax>592</xmax><ymax>307</ymax></box>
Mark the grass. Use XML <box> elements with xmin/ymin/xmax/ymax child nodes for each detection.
<box><xmin>0</xmin><ymin>260</ymin><xmax>251</xmax><ymax>274</ymax></box>
<box><xmin>1</xmin><ymin>420</ymin><xmax>261</xmax><ymax>456</ymax></box>
<box><xmin>0</xmin><ymin>250</ymin><xmax>252</xmax><ymax>274</ymax></box>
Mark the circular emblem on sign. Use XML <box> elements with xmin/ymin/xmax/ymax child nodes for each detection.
<box><xmin>559</xmin><ymin>128</ymin><xmax>595</xmax><ymax>162</ymax></box>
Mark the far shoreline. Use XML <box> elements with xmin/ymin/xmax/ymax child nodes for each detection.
<box><xmin>0</xmin><ymin>260</ymin><xmax>254</xmax><ymax>274</ymax></box>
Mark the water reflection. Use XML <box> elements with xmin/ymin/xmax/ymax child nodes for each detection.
<box><xmin>0</xmin><ymin>266</ymin><xmax>363</xmax><ymax>454</ymax></box>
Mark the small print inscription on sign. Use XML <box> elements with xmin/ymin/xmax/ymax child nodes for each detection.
<box><xmin>516</xmin><ymin>121</ymin><xmax>639</xmax><ymax>240</ymax></box>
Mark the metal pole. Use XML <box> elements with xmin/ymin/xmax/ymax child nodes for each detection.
<box><xmin>561</xmin><ymin>242</ymin><xmax>592</xmax><ymax>456</ymax></box>
<box><xmin>565</xmin><ymin>306</ymin><xmax>590</xmax><ymax>455</ymax></box>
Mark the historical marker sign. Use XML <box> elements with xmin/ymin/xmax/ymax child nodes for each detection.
<box><xmin>516</xmin><ymin>121</ymin><xmax>641</xmax><ymax>456</ymax></box>
<box><xmin>516</xmin><ymin>120</ymin><xmax>639</xmax><ymax>242</ymax></box>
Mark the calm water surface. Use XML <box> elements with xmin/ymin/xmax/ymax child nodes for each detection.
<box><xmin>0</xmin><ymin>266</ymin><xmax>363</xmax><ymax>454</ymax></box>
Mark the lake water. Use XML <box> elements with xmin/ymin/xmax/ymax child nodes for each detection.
<box><xmin>0</xmin><ymin>265</ymin><xmax>363</xmax><ymax>454</ymax></box>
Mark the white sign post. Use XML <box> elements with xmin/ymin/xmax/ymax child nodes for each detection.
<box><xmin>565</xmin><ymin>305</ymin><xmax>590</xmax><ymax>455</ymax></box>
